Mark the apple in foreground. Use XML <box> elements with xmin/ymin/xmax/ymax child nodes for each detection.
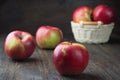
<box><xmin>73</xmin><ymin>6</ymin><xmax>92</xmax><ymax>23</ymax></box>
<box><xmin>4</xmin><ymin>30</ymin><xmax>36</xmax><ymax>60</ymax></box>
<box><xmin>93</xmin><ymin>4</ymin><xmax>115</xmax><ymax>24</ymax></box>
<box><xmin>36</xmin><ymin>26</ymin><xmax>63</xmax><ymax>49</ymax></box>
<box><xmin>52</xmin><ymin>42</ymin><xmax>89</xmax><ymax>75</ymax></box>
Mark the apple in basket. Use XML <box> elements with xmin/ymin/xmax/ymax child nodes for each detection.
<box><xmin>93</xmin><ymin>4</ymin><xmax>115</xmax><ymax>24</ymax></box>
<box><xmin>52</xmin><ymin>42</ymin><xmax>89</xmax><ymax>75</ymax></box>
<box><xmin>72</xmin><ymin>6</ymin><xmax>92</xmax><ymax>23</ymax></box>
<box><xmin>4</xmin><ymin>30</ymin><xmax>36</xmax><ymax>61</ymax></box>
<box><xmin>36</xmin><ymin>26</ymin><xmax>63</xmax><ymax>49</ymax></box>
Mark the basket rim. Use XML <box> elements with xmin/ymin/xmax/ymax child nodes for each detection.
<box><xmin>71</xmin><ymin>21</ymin><xmax>114</xmax><ymax>29</ymax></box>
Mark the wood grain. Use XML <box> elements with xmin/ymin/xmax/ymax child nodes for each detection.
<box><xmin>0</xmin><ymin>35</ymin><xmax>120</xmax><ymax>80</ymax></box>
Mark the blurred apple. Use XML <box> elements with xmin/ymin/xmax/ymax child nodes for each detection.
<box><xmin>73</xmin><ymin>6</ymin><xmax>92</xmax><ymax>23</ymax></box>
<box><xmin>52</xmin><ymin>41</ymin><xmax>89</xmax><ymax>75</ymax></box>
<box><xmin>36</xmin><ymin>26</ymin><xmax>63</xmax><ymax>49</ymax></box>
<box><xmin>4</xmin><ymin>30</ymin><xmax>36</xmax><ymax>61</ymax></box>
<box><xmin>93</xmin><ymin>4</ymin><xmax>115</xmax><ymax>24</ymax></box>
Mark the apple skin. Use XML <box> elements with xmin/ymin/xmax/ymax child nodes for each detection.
<box><xmin>52</xmin><ymin>42</ymin><xmax>89</xmax><ymax>75</ymax></box>
<box><xmin>4</xmin><ymin>30</ymin><xmax>36</xmax><ymax>61</ymax></box>
<box><xmin>36</xmin><ymin>26</ymin><xmax>63</xmax><ymax>49</ymax></box>
<box><xmin>73</xmin><ymin>6</ymin><xmax>92</xmax><ymax>23</ymax></box>
<box><xmin>93</xmin><ymin>4</ymin><xmax>115</xmax><ymax>24</ymax></box>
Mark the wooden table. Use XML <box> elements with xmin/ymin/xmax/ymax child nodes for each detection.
<box><xmin>0</xmin><ymin>34</ymin><xmax>120</xmax><ymax>80</ymax></box>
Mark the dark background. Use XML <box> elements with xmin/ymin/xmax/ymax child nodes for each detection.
<box><xmin>0</xmin><ymin>0</ymin><xmax>120</xmax><ymax>38</ymax></box>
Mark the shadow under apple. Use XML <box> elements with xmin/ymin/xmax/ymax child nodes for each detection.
<box><xmin>62</xmin><ymin>73</ymin><xmax>102</xmax><ymax>80</ymax></box>
<box><xmin>10</xmin><ymin>57</ymin><xmax>39</xmax><ymax>63</ymax></box>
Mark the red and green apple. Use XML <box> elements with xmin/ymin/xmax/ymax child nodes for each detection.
<box><xmin>36</xmin><ymin>26</ymin><xmax>63</xmax><ymax>49</ymax></box>
<box><xmin>4</xmin><ymin>30</ymin><xmax>36</xmax><ymax>60</ymax></box>
<box><xmin>73</xmin><ymin>6</ymin><xmax>92</xmax><ymax>23</ymax></box>
<box><xmin>93</xmin><ymin>4</ymin><xmax>115</xmax><ymax>24</ymax></box>
<box><xmin>52</xmin><ymin>41</ymin><xmax>89</xmax><ymax>75</ymax></box>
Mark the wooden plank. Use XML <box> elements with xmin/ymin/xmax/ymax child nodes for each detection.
<box><xmin>0</xmin><ymin>35</ymin><xmax>120</xmax><ymax>80</ymax></box>
<box><xmin>85</xmin><ymin>44</ymin><xmax>120</xmax><ymax>80</ymax></box>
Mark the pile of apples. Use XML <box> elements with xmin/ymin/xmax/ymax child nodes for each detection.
<box><xmin>4</xmin><ymin>25</ymin><xmax>89</xmax><ymax>75</ymax></box>
<box><xmin>73</xmin><ymin>4</ymin><xmax>115</xmax><ymax>24</ymax></box>
<box><xmin>4</xmin><ymin>26</ymin><xmax>63</xmax><ymax>60</ymax></box>
<box><xmin>4</xmin><ymin>4</ymin><xmax>115</xmax><ymax>76</ymax></box>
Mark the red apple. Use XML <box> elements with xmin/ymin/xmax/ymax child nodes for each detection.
<box><xmin>4</xmin><ymin>30</ymin><xmax>36</xmax><ymax>60</ymax></box>
<box><xmin>73</xmin><ymin>6</ymin><xmax>92</xmax><ymax>23</ymax></box>
<box><xmin>52</xmin><ymin>42</ymin><xmax>89</xmax><ymax>75</ymax></box>
<box><xmin>93</xmin><ymin>4</ymin><xmax>115</xmax><ymax>24</ymax></box>
<box><xmin>36</xmin><ymin>26</ymin><xmax>63</xmax><ymax>49</ymax></box>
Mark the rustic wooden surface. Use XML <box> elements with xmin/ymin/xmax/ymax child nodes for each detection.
<box><xmin>0</xmin><ymin>34</ymin><xmax>120</xmax><ymax>80</ymax></box>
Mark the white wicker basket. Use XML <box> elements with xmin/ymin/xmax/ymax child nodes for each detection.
<box><xmin>71</xmin><ymin>21</ymin><xmax>114</xmax><ymax>44</ymax></box>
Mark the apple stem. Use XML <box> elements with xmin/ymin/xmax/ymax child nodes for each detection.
<box><xmin>18</xmin><ymin>35</ymin><xmax>23</xmax><ymax>40</ymax></box>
